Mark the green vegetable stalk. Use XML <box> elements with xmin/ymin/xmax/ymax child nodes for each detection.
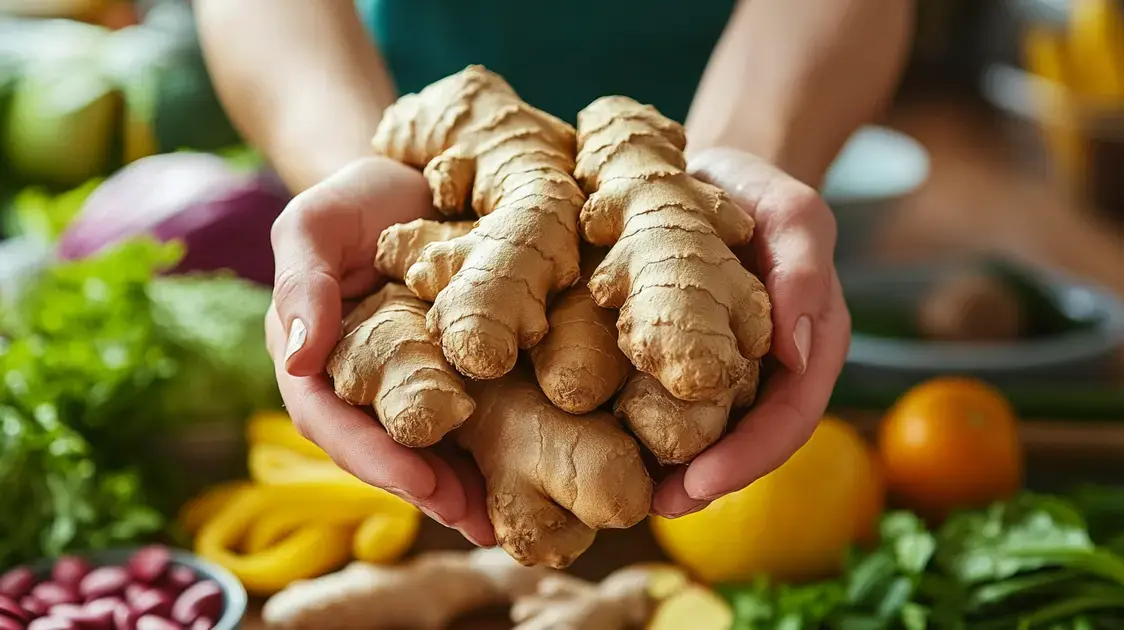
<box><xmin>0</xmin><ymin>238</ymin><xmax>279</xmax><ymax>566</ymax></box>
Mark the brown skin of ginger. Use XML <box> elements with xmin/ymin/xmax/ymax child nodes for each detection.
<box><xmin>326</xmin><ymin>284</ymin><xmax>474</xmax><ymax>447</ymax></box>
<box><xmin>373</xmin><ymin>65</ymin><xmax>584</xmax><ymax>381</ymax></box>
<box><xmin>374</xmin><ymin>218</ymin><xmax>474</xmax><ymax>281</ymax></box>
<box><xmin>615</xmin><ymin>362</ymin><xmax>760</xmax><ymax>465</ymax></box>
<box><xmin>529</xmin><ymin>248</ymin><xmax>632</xmax><ymax>414</ymax></box>
<box><xmin>457</xmin><ymin>366</ymin><xmax>652</xmax><ymax>569</ymax></box>
<box><xmin>575</xmin><ymin>96</ymin><xmax>773</xmax><ymax>402</ymax></box>
<box><xmin>263</xmin><ymin>549</ymin><xmax>552</xmax><ymax>630</ymax></box>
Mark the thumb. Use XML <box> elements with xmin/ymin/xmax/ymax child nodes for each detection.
<box><xmin>269</xmin><ymin>196</ymin><xmax>344</xmax><ymax>377</ymax></box>
<box><xmin>690</xmin><ymin>148</ymin><xmax>838</xmax><ymax>375</ymax></box>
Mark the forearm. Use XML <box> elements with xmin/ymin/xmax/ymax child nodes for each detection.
<box><xmin>687</xmin><ymin>0</ymin><xmax>913</xmax><ymax>186</ymax></box>
<box><xmin>194</xmin><ymin>0</ymin><xmax>396</xmax><ymax>192</ymax></box>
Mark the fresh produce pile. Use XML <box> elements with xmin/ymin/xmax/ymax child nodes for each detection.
<box><xmin>179</xmin><ymin>413</ymin><xmax>421</xmax><ymax>597</ymax></box>
<box><xmin>325</xmin><ymin>64</ymin><xmax>773</xmax><ymax>569</ymax></box>
<box><xmin>0</xmin><ymin>545</ymin><xmax>226</xmax><ymax>630</ymax></box>
<box><xmin>0</xmin><ymin>238</ymin><xmax>280</xmax><ymax>567</ymax></box>
<box><xmin>0</xmin><ymin>5</ymin><xmax>240</xmax><ymax>191</ymax></box>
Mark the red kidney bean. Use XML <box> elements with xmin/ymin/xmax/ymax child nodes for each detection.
<box><xmin>0</xmin><ymin>595</ymin><xmax>28</xmax><ymax>622</ymax></box>
<box><xmin>126</xmin><ymin>591</ymin><xmax>171</xmax><ymax>620</ymax></box>
<box><xmin>45</xmin><ymin>605</ymin><xmax>86</xmax><ymax>625</ymax></box>
<box><xmin>169</xmin><ymin>583</ymin><xmax>220</xmax><ymax>626</ymax></box>
<box><xmin>188</xmin><ymin>619</ymin><xmax>212</xmax><ymax>630</ymax></box>
<box><xmin>125</xmin><ymin>548</ymin><xmax>171</xmax><ymax>586</ymax></box>
<box><xmin>112</xmin><ymin>605</ymin><xmax>137</xmax><ymax>630</ymax></box>
<box><xmin>0</xmin><ymin>569</ymin><xmax>35</xmax><ymax>600</ymax></box>
<box><xmin>0</xmin><ymin>615</ymin><xmax>23</xmax><ymax>630</ymax></box>
<box><xmin>156</xmin><ymin>569</ymin><xmax>194</xmax><ymax>598</ymax></box>
<box><xmin>135</xmin><ymin>617</ymin><xmax>181</xmax><ymax>630</ymax></box>
<box><xmin>77</xmin><ymin>598</ymin><xmax>121</xmax><ymax>630</ymax></box>
<box><xmin>78</xmin><ymin>569</ymin><xmax>128</xmax><ymax>601</ymax></box>
<box><xmin>28</xmin><ymin>585</ymin><xmax>77</xmax><ymax>609</ymax></box>
<box><xmin>28</xmin><ymin>618</ymin><xmax>75</xmax><ymax>630</ymax></box>
<box><xmin>19</xmin><ymin>597</ymin><xmax>46</xmax><ymax>618</ymax></box>
<box><xmin>49</xmin><ymin>559</ymin><xmax>91</xmax><ymax>591</ymax></box>
<box><xmin>122</xmin><ymin>586</ymin><xmax>144</xmax><ymax>607</ymax></box>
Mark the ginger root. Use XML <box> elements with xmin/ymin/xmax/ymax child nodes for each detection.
<box><xmin>326</xmin><ymin>283</ymin><xmax>474</xmax><ymax>447</ymax></box>
<box><xmin>510</xmin><ymin>567</ymin><xmax>656</xmax><ymax>630</ymax></box>
<box><xmin>373</xmin><ymin>65</ymin><xmax>584</xmax><ymax>380</ymax></box>
<box><xmin>529</xmin><ymin>249</ymin><xmax>632</xmax><ymax>414</ymax></box>
<box><xmin>615</xmin><ymin>361</ymin><xmax>760</xmax><ymax>465</ymax></box>
<box><xmin>458</xmin><ymin>366</ymin><xmax>652</xmax><ymax>568</ymax></box>
<box><xmin>374</xmin><ymin>218</ymin><xmax>474</xmax><ymax>281</ymax></box>
<box><xmin>574</xmin><ymin>96</ymin><xmax>772</xmax><ymax>402</ymax></box>
<box><xmin>262</xmin><ymin>548</ymin><xmax>551</xmax><ymax>630</ymax></box>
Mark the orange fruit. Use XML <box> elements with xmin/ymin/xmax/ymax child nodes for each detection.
<box><xmin>878</xmin><ymin>377</ymin><xmax>1022</xmax><ymax>521</ymax></box>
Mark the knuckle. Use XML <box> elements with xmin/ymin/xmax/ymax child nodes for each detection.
<box><xmin>271</xmin><ymin>264</ymin><xmax>305</xmax><ymax>311</ymax></box>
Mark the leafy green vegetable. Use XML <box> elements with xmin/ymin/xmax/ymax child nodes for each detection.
<box><xmin>0</xmin><ymin>238</ymin><xmax>278</xmax><ymax>566</ymax></box>
<box><xmin>7</xmin><ymin>179</ymin><xmax>103</xmax><ymax>241</ymax></box>
<box><xmin>721</xmin><ymin>495</ymin><xmax>1124</xmax><ymax>629</ymax></box>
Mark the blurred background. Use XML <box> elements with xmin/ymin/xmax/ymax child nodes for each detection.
<box><xmin>4</xmin><ymin>1</ymin><xmax>1124</xmax><ymax>627</ymax></box>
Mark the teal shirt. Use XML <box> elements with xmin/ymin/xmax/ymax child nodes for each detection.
<box><xmin>360</xmin><ymin>0</ymin><xmax>736</xmax><ymax>124</ymax></box>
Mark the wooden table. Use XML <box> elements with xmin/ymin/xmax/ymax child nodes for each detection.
<box><xmin>243</xmin><ymin>96</ymin><xmax>1124</xmax><ymax>629</ymax></box>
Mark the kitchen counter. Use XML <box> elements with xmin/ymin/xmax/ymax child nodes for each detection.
<box><xmin>243</xmin><ymin>95</ymin><xmax>1124</xmax><ymax>630</ymax></box>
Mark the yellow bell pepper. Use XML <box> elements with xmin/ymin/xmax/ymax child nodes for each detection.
<box><xmin>195</xmin><ymin>486</ymin><xmax>356</xmax><ymax>596</ymax></box>
<box><xmin>246</xmin><ymin>411</ymin><xmax>330</xmax><ymax>459</ymax></box>
<box><xmin>247</xmin><ymin>442</ymin><xmax>369</xmax><ymax>488</ymax></box>
<box><xmin>352</xmin><ymin>511</ymin><xmax>423</xmax><ymax>564</ymax></box>
<box><xmin>1023</xmin><ymin>24</ymin><xmax>1087</xmax><ymax>184</ymax></box>
<box><xmin>1068</xmin><ymin>0</ymin><xmax>1124</xmax><ymax>102</ymax></box>
<box><xmin>177</xmin><ymin>480</ymin><xmax>253</xmax><ymax>536</ymax></box>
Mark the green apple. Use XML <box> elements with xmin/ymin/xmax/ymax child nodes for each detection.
<box><xmin>3</xmin><ymin>60</ymin><xmax>121</xmax><ymax>187</ymax></box>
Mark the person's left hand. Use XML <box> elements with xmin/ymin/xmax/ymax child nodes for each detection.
<box><xmin>651</xmin><ymin>147</ymin><xmax>852</xmax><ymax>518</ymax></box>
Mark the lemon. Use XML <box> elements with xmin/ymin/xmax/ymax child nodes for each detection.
<box><xmin>651</xmin><ymin>417</ymin><xmax>883</xmax><ymax>583</ymax></box>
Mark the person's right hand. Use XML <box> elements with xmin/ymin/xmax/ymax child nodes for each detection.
<box><xmin>264</xmin><ymin>156</ymin><xmax>496</xmax><ymax>548</ymax></box>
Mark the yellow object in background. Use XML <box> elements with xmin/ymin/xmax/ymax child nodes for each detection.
<box><xmin>246</xmin><ymin>411</ymin><xmax>332</xmax><ymax>459</ymax></box>
<box><xmin>651</xmin><ymin>417</ymin><xmax>884</xmax><ymax>584</ymax></box>
<box><xmin>1023</xmin><ymin>25</ymin><xmax>1088</xmax><ymax>183</ymax></box>
<box><xmin>1068</xmin><ymin>0</ymin><xmax>1124</xmax><ymax>102</ymax></box>
<box><xmin>183</xmin><ymin>410</ymin><xmax>422</xmax><ymax>595</ymax></box>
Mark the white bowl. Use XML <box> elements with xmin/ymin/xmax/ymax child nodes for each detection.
<box><xmin>822</xmin><ymin>126</ymin><xmax>931</xmax><ymax>262</ymax></box>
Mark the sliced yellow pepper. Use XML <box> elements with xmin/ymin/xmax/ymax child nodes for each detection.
<box><xmin>246</xmin><ymin>410</ymin><xmax>330</xmax><ymax>459</ymax></box>
<box><xmin>248</xmin><ymin>442</ymin><xmax>376</xmax><ymax>489</ymax></box>
<box><xmin>352</xmin><ymin>511</ymin><xmax>423</xmax><ymax>564</ymax></box>
<box><xmin>195</xmin><ymin>486</ymin><xmax>356</xmax><ymax>596</ymax></box>
<box><xmin>178</xmin><ymin>480</ymin><xmax>254</xmax><ymax>536</ymax></box>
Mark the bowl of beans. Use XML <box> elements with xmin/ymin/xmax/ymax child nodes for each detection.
<box><xmin>0</xmin><ymin>546</ymin><xmax>247</xmax><ymax>630</ymax></box>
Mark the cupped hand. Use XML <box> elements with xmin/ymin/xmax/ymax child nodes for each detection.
<box><xmin>264</xmin><ymin>156</ymin><xmax>496</xmax><ymax>547</ymax></box>
<box><xmin>652</xmin><ymin>147</ymin><xmax>852</xmax><ymax>518</ymax></box>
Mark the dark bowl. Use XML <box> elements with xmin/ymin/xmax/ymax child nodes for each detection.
<box><xmin>27</xmin><ymin>547</ymin><xmax>247</xmax><ymax>630</ymax></box>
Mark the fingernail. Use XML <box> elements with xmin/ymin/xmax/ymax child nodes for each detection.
<box><xmin>794</xmin><ymin>315</ymin><xmax>812</xmax><ymax>375</ymax></box>
<box><xmin>419</xmin><ymin>506</ymin><xmax>452</xmax><ymax>528</ymax></box>
<box><xmin>386</xmin><ymin>485</ymin><xmax>425</xmax><ymax>503</ymax></box>
<box><xmin>284</xmin><ymin>318</ymin><xmax>307</xmax><ymax>363</ymax></box>
<box><xmin>664</xmin><ymin>502</ymin><xmax>709</xmax><ymax>519</ymax></box>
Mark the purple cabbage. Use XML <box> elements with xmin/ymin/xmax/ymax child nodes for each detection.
<box><xmin>58</xmin><ymin>152</ymin><xmax>289</xmax><ymax>286</ymax></box>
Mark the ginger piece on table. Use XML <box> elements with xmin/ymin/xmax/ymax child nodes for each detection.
<box><xmin>574</xmin><ymin>96</ymin><xmax>772</xmax><ymax>402</ymax></box>
<box><xmin>373</xmin><ymin>65</ymin><xmax>584</xmax><ymax>380</ymax></box>
<box><xmin>509</xmin><ymin>567</ymin><xmax>658</xmax><ymax>630</ymax></box>
<box><xmin>458</xmin><ymin>366</ymin><xmax>652</xmax><ymax>568</ymax></box>
<box><xmin>326</xmin><ymin>283</ymin><xmax>474</xmax><ymax>447</ymax></box>
<box><xmin>262</xmin><ymin>548</ymin><xmax>553</xmax><ymax>630</ymax></box>
<box><xmin>615</xmin><ymin>361</ymin><xmax>760</xmax><ymax>464</ymax></box>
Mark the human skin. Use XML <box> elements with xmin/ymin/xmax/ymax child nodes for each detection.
<box><xmin>195</xmin><ymin>0</ymin><xmax>912</xmax><ymax>538</ymax></box>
